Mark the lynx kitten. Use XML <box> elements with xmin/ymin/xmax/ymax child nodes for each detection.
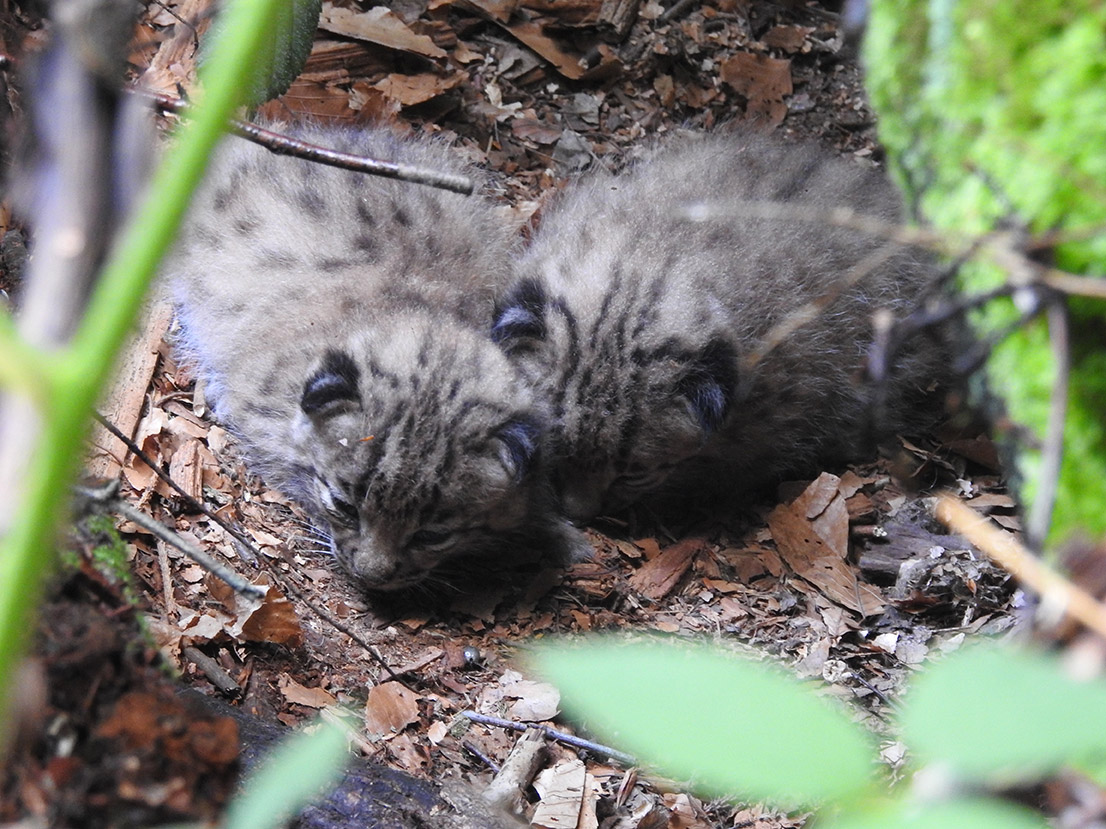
<box><xmin>494</xmin><ymin>133</ymin><xmax>944</xmax><ymax>520</ymax></box>
<box><xmin>167</xmin><ymin>123</ymin><xmax>585</xmax><ymax>591</ymax></box>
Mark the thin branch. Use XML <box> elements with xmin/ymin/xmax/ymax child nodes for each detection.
<box><xmin>743</xmin><ymin>240</ymin><xmax>900</xmax><ymax>371</ymax></box>
<box><xmin>934</xmin><ymin>495</ymin><xmax>1106</xmax><ymax>641</ymax></box>
<box><xmin>272</xmin><ymin>573</ymin><xmax>401</xmax><ymax>683</ymax></box>
<box><xmin>462</xmin><ymin>710</ymin><xmax>636</xmax><ymax>766</ymax></box>
<box><xmin>1025</xmin><ymin>299</ymin><xmax>1070</xmax><ymax>547</ymax></box>
<box><xmin>659</xmin><ymin>0</ymin><xmax>700</xmax><ymax>22</ymax></box>
<box><xmin>142</xmin><ymin>91</ymin><xmax>475</xmax><ymax>196</ymax></box>
<box><xmin>93</xmin><ymin>411</ymin><xmax>257</xmax><ymax>552</ymax></box>
<box><xmin>1040</xmin><ymin>270</ymin><xmax>1106</xmax><ymax>301</ymax></box>
<box><xmin>75</xmin><ymin>481</ymin><xmax>266</xmax><ymax>597</ymax></box>
<box><xmin>463</xmin><ymin>740</ymin><xmax>501</xmax><ymax>773</ymax></box>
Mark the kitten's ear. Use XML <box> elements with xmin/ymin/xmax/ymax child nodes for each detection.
<box><xmin>301</xmin><ymin>349</ymin><xmax>362</xmax><ymax>415</ymax></box>
<box><xmin>492</xmin><ymin>278</ymin><xmax>547</xmax><ymax>346</ymax></box>
<box><xmin>493</xmin><ymin>416</ymin><xmax>542</xmax><ymax>482</ymax></box>
<box><xmin>675</xmin><ymin>338</ymin><xmax>738</xmax><ymax>432</ymax></box>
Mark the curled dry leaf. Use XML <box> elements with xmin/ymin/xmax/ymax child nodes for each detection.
<box><xmin>364</xmin><ymin>681</ymin><xmax>422</xmax><ymax>740</ymax></box>
<box><xmin>479</xmin><ymin>669</ymin><xmax>561</xmax><ymax>722</ymax></box>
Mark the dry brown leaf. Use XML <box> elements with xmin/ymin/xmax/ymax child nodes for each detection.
<box><xmin>319</xmin><ymin>4</ymin><xmax>447</xmax><ymax>59</ymax></box>
<box><xmin>767</xmin><ymin>480</ymin><xmax>883</xmax><ymax>617</ymax></box>
<box><xmin>372</xmin><ymin>71</ymin><xmax>465</xmax><ymax>106</ymax></box>
<box><xmin>762</xmin><ymin>25</ymin><xmax>813</xmax><ymax>52</ymax></box>
<box><xmin>279</xmin><ymin>677</ymin><xmax>337</xmax><ymax>709</ymax></box>
<box><xmin>388</xmin><ymin>731</ymin><xmax>431</xmax><ymax>772</ymax></box>
<box><xmin>453</xmin><ymin>0</ymin><xmax>518</xmax><ymax>24</ymax></box>
<box><xmin>427</xmin><ymin>720</ymin><xmax>449</xmax><ymax>744</ymax></box>
<box><xmin>628</xmin><ymin>538</ymin><xmax>707</xmax><ymax>600</ymax></box>
<box><xmin>364</xmin><ymin>681</ymin><xmax>421</xmax><ymax>739</ymax></box>
<box><xmin>720</xmin><ymin>52</ymin><xmax>792</xmax><ymax>126</ymax></box>
<box><xmin>258</xmin><ymin>79</ymin><xmax>356</xmax><ymax>121</ymax></box>
<box><xmin>478</xmin><ymin>670</ymin><xmax>561</xmax><ymax>722</ymax></box>
<box><xmin>512</xmin><ymin>118</ymin><xmax>565</xmax><ymax>144</ymax></box>
<box><xmin>968</xmin><ymin>492</ymin><xmax>1017</xmax><ymax>511</ymax></box>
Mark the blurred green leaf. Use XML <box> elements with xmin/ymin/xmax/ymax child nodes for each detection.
<box><xmin>824</xmin><ymin>797</ymin><xmax>1047</xmax><ymax>829</ymax></box>
<box><xmin>901</xmin><ymin>644</ymin><xmax>1106</xmax><ymax>779</ymax></box>
<box><xmin>535</xmin><ymin>637</ymin><xmax>873</xmax><ymax>805</ymax></box>
<box><xmin>202</xmin><ymin>0</ymin><xmax>322</xmax><ymax>106</ymax></box>
<box><xmin>222</xmin><ymin>719</ymin><xmax>348</xmax><ymax>829</ymax></box>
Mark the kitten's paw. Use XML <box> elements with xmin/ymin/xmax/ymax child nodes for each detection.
<box><xmin>549</xmin><ymin>518</ymin><xmax>593</xmax><ymax>562</ymax></box>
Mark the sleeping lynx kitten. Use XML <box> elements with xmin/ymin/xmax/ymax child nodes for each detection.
<box><xmin>494</xmin><ymin>132</ymin><xmax>944</xmax><ymax>520</ymax></box>
<box><xmin>167</xmin><ymin>124</ymin><xmax>585</xmax><ymax>591</ymax></box>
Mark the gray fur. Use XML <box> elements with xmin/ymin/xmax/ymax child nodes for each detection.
<box><xmin>167</xmin><ymin>123</ymin><xmax>586</xmax><ymax>591</ymax></box>
<box><xmin>495</xmin><ymin>133</ymin><xmax>945</xmax><ymax>520</ymax></box>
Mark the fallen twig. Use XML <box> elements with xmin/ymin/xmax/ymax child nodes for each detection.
<box><xmin>142</xmin><ymin>91</ymin><xmax>475</xmax><ymax>195</ymax></box>
<box><xmin>935</xmin><ymin>494</ymin><xmax>1106</xmax><ymax>641</ymax></box>
<box><xmin>75</xmin><ymin>480</ymin><xmax>266</xmax><ymax>598</ymax></box>
<box><xmin>462</xmin><ymin>710</ymin><xmax>636</xmax><ymax>766</ymax></box>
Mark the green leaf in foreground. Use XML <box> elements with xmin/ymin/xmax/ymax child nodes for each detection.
<box><xmin>535</xmin><ymin>638</ymin><xmax>873</xmax><ymax>805</ymax></box>
<box><xmin>823</xmin><ymin>797</ymin><xmax>1047</xmax><ymax>829</ymax></box>
<box><xmin>222</xmin><ymin>719</ymin><xmax>348</xmax><ymax>829</ymax></box>
<box><xmin>901</xmin><ymin>644</ymin><xmax>1106</xmax><ymax>780</ymax></box>
<box><xmin>202</xmin><ymin>0</ymin><xmax>323</xmax><ymax>106</ymax></box>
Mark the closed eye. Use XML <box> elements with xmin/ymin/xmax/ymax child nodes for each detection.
<box><xmin>325</xmin><ymin>491</ymin><xmax>360</xmax><ymax>527</ymax></box>
<box><xmin>407</xmin><ymin>527</ymin><xmax>453</xmax><ymax>551</ymax></box>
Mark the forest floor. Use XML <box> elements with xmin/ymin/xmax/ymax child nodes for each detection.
<box><xmin>0</xmin><ymin>1</ymin><xmax>1027</xmax><ymax>827</ymax></box>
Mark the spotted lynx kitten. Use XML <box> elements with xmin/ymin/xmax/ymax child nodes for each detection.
<box><xmin>167</xmin><ymin>123</ymin><xmax>586</xmax><ymax>591</ymax></box>
<box><xmin>494</xmin><ymin>133</ymin><xmax>944</xmax><ymax>520</ymax></box>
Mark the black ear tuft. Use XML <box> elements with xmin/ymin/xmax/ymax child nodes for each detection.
<box><xmin>675</xmin><ymin>338</ymin><xmax>738</xmax><ymax>432</ymax></box>
<box><xmin>495</xmin><ymin>416</ymin><xmax>542</xmax><ymax>481</ymax></box>
<box><xmin>492</xmin><ymin>278</ymin><xmax>547</xmax><ymax>345</ymax></box>
<box><xmin>301</xmin><ymin>349</ymin><xmax>362</xmax><ymax>415</ymax></box>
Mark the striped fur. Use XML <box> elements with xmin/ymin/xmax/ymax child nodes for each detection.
<box><xmin>166</xmin><ymin>123</ymin><xmax>585</xmax><ymax>591</ymax></box>
<box><xmin>495</xmin><ymin>132</ymin><xmax>946</xmax><ymax>520</ymax></box>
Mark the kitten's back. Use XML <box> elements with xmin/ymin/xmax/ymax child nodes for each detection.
<box><xmin>498</xmin><ymin>132</ymin><xmax>945</xmax><ymax>519</ymax></box>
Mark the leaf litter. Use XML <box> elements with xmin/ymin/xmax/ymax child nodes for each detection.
<box><xmin>0</xmin><ymin>0</ymin><xmax>1035</xmax><ymax>826</ymax></box>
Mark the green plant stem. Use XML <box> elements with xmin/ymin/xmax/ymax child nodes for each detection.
<box><xmin>0</xmin><ymin>0</ymin><xmax>277</xmax><ymax>739</ymax></box>
<box><xmin>0</xmin><ymin>311</ymin><xmax>54</xmax><ymax>403</ymax></box>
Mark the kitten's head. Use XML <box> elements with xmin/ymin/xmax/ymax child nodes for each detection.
<box><xmin>493</xmin><ymin>278</ymin><xmax>739</xmax><ymax>520</ymax></box>
<box><xmin>291</xmin><ymin>319</ymin><xmax>582</xmax><ymax>591</ymax></box>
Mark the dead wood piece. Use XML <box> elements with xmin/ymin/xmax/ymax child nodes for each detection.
<box><xmin>87</xmin><ymin>300</ymin><xmax>171</xmax><ymax>480</ymax></box>
<box><xmin>598</xmin><ymin>0</ymin><xmax>642</xmax><ymax>39</ymax></box>
<box><xmin>481</xmin><ymin>728</ymin><xmax>548</xmax><ymax>814</ymax></box>
<box><xmin>182</xmin><ymin>646</ymin><xmax>241</xmax><ymax>698</ymax></box>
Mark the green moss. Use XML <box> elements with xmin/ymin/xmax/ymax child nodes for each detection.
<box><xmin>864</xmin><ymin>1</ymin><xmax>1106</xmax><ymax>549</ymax></box>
